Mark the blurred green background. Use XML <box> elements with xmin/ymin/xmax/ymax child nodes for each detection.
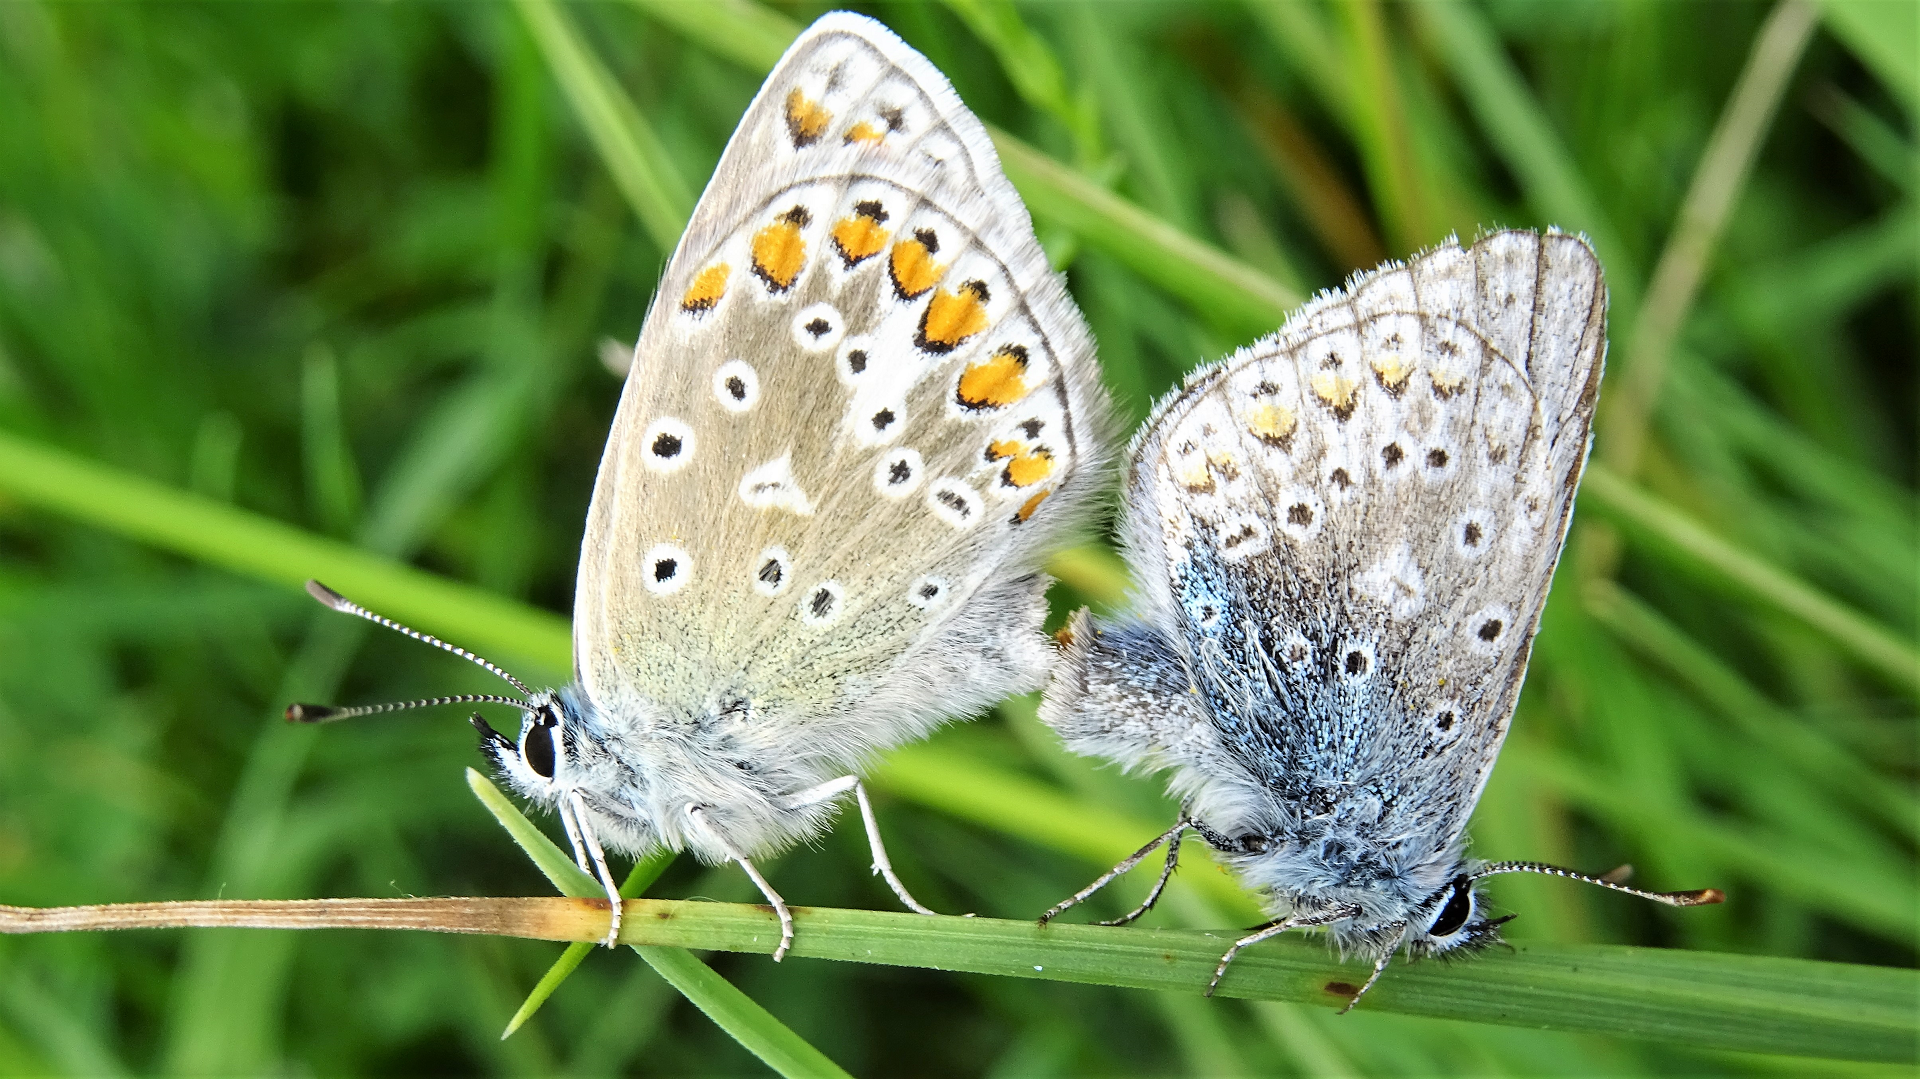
<box><xmin>0</xmin><ymin>0</ymin><xmax>1913</xmax><ymax>1075</ymax></box>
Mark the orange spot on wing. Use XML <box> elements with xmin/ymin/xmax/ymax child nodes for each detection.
<box><xmin>956</xmin><ymin>344</ymin><xmax>1029</xmax><ymax>409</ymax></box>
<box><xmin>751</xmin><ymin>207</ymin><xmax>810</xmax><ymax>292</ymax></box>
<box><xmin>844</xmin><ymin>120</ymin><xmax>884</xmax><ymax>145</ymax></box>
<box><xmin>1005</xmin><ymin>447</ymin><xmax>1054</xmax><ymax>487</ymax></box>
<box><xmin>1015</xmin><ymin>488</ymin><xmax>1051</xmax><ymax>522</ymax></box>
<box><xmin>918</xmin><ymin>281</ymin><xmax>991</xmax><ymax>354</ymax></box>
<box><xmin>784</xmin><ymin>89</ymin><xmax>831</xmax><ymax>147</ymax></box>
<box><xmin>986</xmin><ymin>438</ymin><xmax>1022</xmax><ymax>460</ymax></box>
<box><xmin>889</xmin><ymin>233</ymin><xmax>945</xmax><ymax>299</ymax></box>
<box><xmin>830</xmin><ymin>203</ymin><xmax>890</xmax><ymax>268</ymax></box>
<box><xmin>680</xmin><ymin>264</ymin><xmax>729</xmax><ymax>312</ymax></box>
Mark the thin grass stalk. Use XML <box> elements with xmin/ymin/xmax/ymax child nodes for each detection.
<box><xmin>516</xmin><ymin>0</ymin><xmax>693</xmax><ymax>252</ymax></box>
<box><xmin>1598</xmin><ymin>0</ymin><xmax>1821</xmax><ymax>478</ymax></box>
<box><xmin>1581</xmin><ymin>464</ymin><xmax>1920</xmax><ymax>695</ymax></box>
<box><xmin>4</xmin><ymin>894</ymin><xmax>1911</xmax><ymax>1064</ymax></box>
<box><xmin>468</xmin><ymin>772</ymin><xmax>851</xmax><ymax>1079</ymax></box>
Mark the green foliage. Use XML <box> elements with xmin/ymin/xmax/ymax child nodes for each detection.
<box><xmin>0</xmin><ymin>1</ymin><xmax>1911</xmax><ymax>1075</ymax></box>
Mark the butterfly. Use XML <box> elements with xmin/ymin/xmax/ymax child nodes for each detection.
<box><xmin>1038</xmin><ymin>231</ymin><xmax>1718</xmax><ymax>1006</ymax></box>
<box><xmin>289</xmin><ymin>11</ymin><xmax>1110</xmax><ymax>959</ymax></box>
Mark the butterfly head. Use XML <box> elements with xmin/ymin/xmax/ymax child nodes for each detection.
<box><xmin>471</xmin><ymin>687</ymin><xmax>619</xmax><ymax>804</ymax></box>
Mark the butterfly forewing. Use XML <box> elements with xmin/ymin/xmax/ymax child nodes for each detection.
<box><xmin>1130</xmin><ymin>231</ymin><xmax>1604</xmax><ymax>851</ymax></box>
<box><xmin>575</xmin><ymin>16</ymin><xmax>1106</xmax><ymax>740</ymax></box>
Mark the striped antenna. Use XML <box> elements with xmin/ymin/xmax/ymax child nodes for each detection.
<box><xmin>286</xmin><ymin>695</ymin><xmax>531</xmax><ymax>724</ymax></box>
<box><xmin>302</xmin><ymin>579</ymin><xmax>534</xmax><ymax>696</ymax></box>
<box><xmin>1474</xmin><ymin>860</ymin><xmax>1725</xmax><ymax>907</ymax></box>
<box><xmin>285</xmin><ymin>580</ymin><xmax>537</xmax><ymax>723</ymax></box>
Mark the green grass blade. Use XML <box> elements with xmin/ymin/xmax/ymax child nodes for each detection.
<box><xmin>624</xmin><ymin>0</ymin><xmax>794</xmax><ymax>72</ymax></box>
<box><xmin>1600</xmin><ymin>0</ymin><xmax>1821</xmax><ymax>476</ymax></box>
<box><xmin>467</xmin><ymin>772</ymin><xmax>850</xmax><ymax>1079</ymax></box>
<box><xmin>988</xmin><ymin>129</ymin><xmax>1300</xmax><ymax>336</ymax></box>
<box><xmin>1585</xmin><ymin>579</ymin><xmax>1918</xmax><ymax>841</ymax></box>
<box><xmin>942</xmin><ymin>0</ymin><xmax>1100</xmax><ymax>163</ymax></box>
<box><xmin>516</xmin><ymin>0</ymin><xmax>693</xmax><ymax>252</ymax></box>
<box><xmin>467</xmin><ymin>769</ymin><xmax>602</xmax><ymax>897</ymax></box>
<box><xmin>632</xmin><ymin>948</ymin><xmax>853</xmax><ymax>1079</ymax></box>
<box><xmin>1330</xmin><ymin>0</ymin><xmax>1432</xmax><ymax>250</ymax></box>
<box><xmin>0</xmin><ymin>429</ymin><xmax>573</xmax><ymax>672</ymax></box>
<box><xmin>501</xmin><ymin>854</ymin><xmax>677</xmax><ymax>1040</ymax></box>
<box><xmin>1412</xmin><ymin>0</ymin><xmax>1628</xmax><ymax>279</ymax></box>
<box><xmin>484</xmin><ymin>897</ymin><xmax>1918</xmax><ymax>1064</ymax></box>
<box><xmin>1582</xmin><ymin>464</ymin><xmax>1919</xmax><ymax>694</ymax></box>
<box><xmin>1818</xmin><ymin>0</ymin><xmax>1920</xmax><ymax>115</ymax></box>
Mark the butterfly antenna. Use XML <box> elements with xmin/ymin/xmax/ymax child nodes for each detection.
<box><xmin>287</xmin><ymin>695</ymin><xmax>532</xmax><ymax>724</ymax></box>
<box><xmin>300</xmin><ymin>579</ymin><xmax>535</xmax><ymax>696</ymax></box>
<box><xmin>285</xmin><ymin>580</ymin><xmax>539</xmax><ymax>723</ymax></box>
<box><xmin>1473</xmin><ymin>861</ymin><xmax>1724</xmax><ymax>907</ymax></box>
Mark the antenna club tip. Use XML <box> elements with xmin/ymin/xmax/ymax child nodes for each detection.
<box><xmin>285</xmin><ymin>703</ymin><xmax>338</xmax><ymax>723</ymax></box>
<box><xmin>1679</xmin><ymin>888</ymin><xmax>1726</xmax><ymax>906</ymax></box>
<box><xmin>304</xmin><ymin>579</ymin><xmax>349</xmax><ymax>609</ymax></box>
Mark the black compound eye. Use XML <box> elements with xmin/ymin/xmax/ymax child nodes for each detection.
<box><xmin>1428</xmin><ymin>877</ymin><xmax>1474</xmax><ymax>937</ymax></box>
<box><xmin>522</xmin><ymin>718</ymin><xmax>557</xmax><ymax>779</ymax></box>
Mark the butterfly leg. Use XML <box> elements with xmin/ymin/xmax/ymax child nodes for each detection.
<box><xmin>852</xmin><ymin>779</ymin><xmax>943</xmax><ymax>916</ymax></box>
<box><xmin>1337</xmin><ymin>948</ymin><xmax>1397</xmax><ymax>1014</ymax></box>
<box><xmin>689</xmin><ymin>805</ymin><xmax>794</xmax><ymax>961</ymax></box>
<box><xmin>556</xmin><ymin>791</ymin><xmax>594</xmax><ymax>876</ymax></box>
<box><xmin>780</xmin><ymin>776</ymin><xmax>946</xmax><ymax>916</ymax></box>
<box><xmin>1100</xmin><ymin>822</ymin><xmax>1187</xmax><ymax>927</ymax></box>
<box><xmin>1205</xmin><ymin>918</ymin><xmax>1296</xmax><ymax>997</ymax></box>
<box><xmin>1206</xmin><ymin>904</ymin><xmax>1361</xmax><ymax>997</ymax></box>
<box><xmin>563</xmin><ymin>790</ymin><xmax>623</xmax><ymax>947</ymax></box>
<box><xmin>1041</xmin><ymin>816</ymin><xmax>1188</xmax><ymax>926</ymax></box>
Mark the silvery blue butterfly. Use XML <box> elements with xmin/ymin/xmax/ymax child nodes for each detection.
<box><xmin>1038</xmin><ymin>231</ymin><xmax>1718</xmax><ymax>1006</ymax></box>
<box><xmin>289</xmin><ymin>12</ymin><xmax>1111</xmax><ymax>959</ymax></box>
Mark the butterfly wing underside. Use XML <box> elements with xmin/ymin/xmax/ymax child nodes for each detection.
<box><xmin>1129</xmin><ymin>231</ymin><xmax>1604</xmax><ymax>854</ymax></box>
<box><xmin>574</xmin><ymin>15</ymin><xmax>1105</xmax><ymax>759</ymax></box>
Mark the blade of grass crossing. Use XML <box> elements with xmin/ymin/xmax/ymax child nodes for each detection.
<box><xmin>467</xmin><ymin>772</ymin><xmax>852</xmax><ymax>1079</ymax></box>
<box><xmin>624</xmin><ymin>0</ymin><xmax>795</xmax><ymax>73</ymax></box>
<box><xmin>1580</xmin><ymin>465</ymin><xmax>1920</xmax><ymax>695</ymax></box>
<box><xmin>516</xmin><ymin>0</ymin><xmax>693</xmax><ymax>252</ymax></box>
<box><xmin>1585</xmin><ymin>578</ymin><xmax>1918</xmax><ymax>842</ymax></box>
<box><xmin>1411</xmin><ymin>0</ymin><xmax>1631</xmax><ymax>290</ymax></box>
<box><xmin>0</xmin><ymin>430</ymin><xmax>573</xmax><ymax>672</ymax></box>
<box><xmin>1817</xmin><ymin>0</ymin><xmax>1920</xmax><ymax>116</ymax></box>
<box><xmin>1330</xmin><ymin>0</ymin><xmax>1431</xmax><ymax>250</ymax></box>
<box><xmin>1599</xmin><ymin>0</ymin><xmax>1820</xmax><ymax>477</ymax></box>
<box><xmin>501</xmin><ymin>852</ymin><xmax>676</xmax><ymax>1039</ymax></box>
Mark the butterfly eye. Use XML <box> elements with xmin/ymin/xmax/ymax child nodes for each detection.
<box><xmin>522</xmin><ymin>717</ymin><xmax>558</xmax><ymax>780</ymax></box>
<box><xmin>1428</xmin><ymin>877</ymin><xmax>1474</xmax><ymax>937</ymax></box>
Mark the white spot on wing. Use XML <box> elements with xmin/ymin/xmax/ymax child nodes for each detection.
<box><xmin>739</xmin><ymin>453</ymin><xmax>815</xmax><ymax>515</ymax></box>
<box><xmin>1215</xmin><ymin>514</ymin><xmax>1270</xmax><ymax>561</ymax></box>
<box><xmin>752</xmin><ymin>547</ymin><xmax>791</xmax><ymax>596</ymax></box>
<box><xmin>1358</xmin><ymin>544</ymin><xmax>1427</xmax><ymax>617</ymax></box>
<box><xmin>906</xmin><ymin>575</ymin><xmax>947</xmax><ymax>609</ymax></box>
<box><xmin>873</xmin><ymin>447</ymin><xmax>923</xmax><ymax>497</ymax></box>
<box><xmin>800</xmin><ymin>580</ymin><xmax>845</xmax><ymax>626</ymax></box>
<box><xmin>712</xmin><ymin>359</ymin><xmax>760</xmax><ymax>413</ymax></box>
<box><xmin>641</xmin><ymin>417</ymin><xmax>694</xmax><ymax>473</ymax></box>
<box><xmin>926</xmin><ymin>478</ymin><xmax>981</xmax><ymax>529</ymax></box>
<box><xmin>641</xmin><ymin>543</ymin><xmax>692</xmax><ymax>596</ymax></box>
<box><xmin>792</xmin><ymin>302</ymin><xmax>845</xmax><ymax>351</ymax></box>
